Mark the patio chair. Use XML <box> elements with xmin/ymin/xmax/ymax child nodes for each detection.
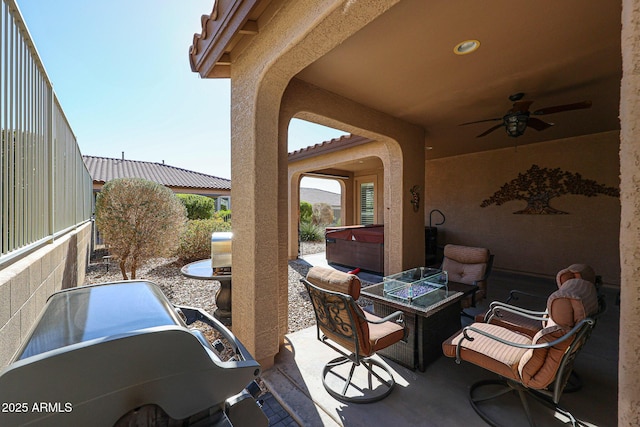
<box><xmin>301</xmin><ymin>266</ymin><xmax>407</xmax><ymax>403</ymax></box>
<box><xmin>440</xmin><ymin>244</ymin><xmax>494</xmax><ymax>316</ymax></box>
<box><xmin>442</xmin><ymin>278</ymin><xmax>600</xmax><ymax>426</ymax></box>
<box><xmin>476</xmin><ymin>264</ymin><xmax>602</xmax><ymax>338</ymax></box>
<box><xmin>475</xmin><ymin>266</ymin><xmax>605</xmax><ymax>394</ymax></box>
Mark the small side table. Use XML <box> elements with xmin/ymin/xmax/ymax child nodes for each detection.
<box><xmin>181</xmin><ymin>259</ymin><xmax>232</xmax><ymax>326</ymax></box>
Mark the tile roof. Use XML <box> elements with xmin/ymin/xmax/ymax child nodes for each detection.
<box><xmin>288</xmin><ymin>134</ymin><xmax>373</xmax><ymax>161</ymax></box>
<box><xmin>83</xmin><ymin>155</ymin><xmax>230</xmax><ymax>191</ymax></box>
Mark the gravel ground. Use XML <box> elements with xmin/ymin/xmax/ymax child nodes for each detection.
<box><xmin>84</xmin><ymin>241</ymin><xmax>327</xmax><ymax>334</ymax></box>
<box><xmin>84</xmin><ymin>240</ymin><xmax>353</xmax><ymax>423</ymax></box>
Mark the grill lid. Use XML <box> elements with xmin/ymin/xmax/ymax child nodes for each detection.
<box><xmin>17</xmin><ymin>281</ymin><xmax>182</xmax><ymax>360</ymax></box>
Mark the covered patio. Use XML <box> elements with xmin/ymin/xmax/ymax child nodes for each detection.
<box><xmin>188</xmin><ymin>1</ymin><xmax>638</xmax><ymax>424</ymax></box>
<box><xmin>264</xmin><ymin>265</ymin><xmax>619</xmax><ymax>426</ymax></box>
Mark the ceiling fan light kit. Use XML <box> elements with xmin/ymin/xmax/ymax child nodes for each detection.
<box><xmin>505</xmin><ymin>113</ymin><xmax>529</xmax><ymax>137</ymax></box>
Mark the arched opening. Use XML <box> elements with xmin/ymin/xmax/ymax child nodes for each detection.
<box><xmin>298</xmin><ymin>176</ymin><xmax>341</xmax><ymax>257</ymax></box>
<box><xmin>287</xmin><ymin>117</ymin><xmax>390</xmax><ymax>273</ymax></box>
<box><xmin>288</xmin><ymin>119</ymin><xmax>348</xmax><ymax>259</ymax></box>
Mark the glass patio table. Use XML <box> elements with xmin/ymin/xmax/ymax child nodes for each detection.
<box><xmin>361</xmin><ymin>268</ymin><xmax>477</xmax><ymax>371</ymax></box>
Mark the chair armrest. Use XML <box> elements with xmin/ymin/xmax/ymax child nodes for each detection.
<box><xmin>357</xmin><ymin>308</ymin><xmax>404</xmax><ymax>325</ymax></box>
<box><xmin>505</xmin><ymin>289</ymin><xmax>548</xmax><ymax>305</ymax></box>
<box><xmin>454</xmin><ymin>318</ymin><xmax>595</xmax><ymax>363</ymax></box>
<box><xmin>485</xmin><ymin>301</ymin><xmax>548</xmax><ymax>322</ymax></box>
<box><xmin>358</xmin><ymin>309</ymin><xmax>407</xmax><ymax>341</ymax></box>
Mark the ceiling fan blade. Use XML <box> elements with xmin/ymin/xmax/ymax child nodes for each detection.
<box><xmin>532</xmin><ymin>101</ymin><xmax>592</xmax><ymax>115</ymax></box>
<box><xmin>527</xmin><ymin>117</ymin><xmax>554</xmax><ymax>131</ymax></box>
<box><xmin>459</xmin><ymin>118</ymin><xmax>502</xmax><ymax>126</ymax></box>
<box><xmin>476</xmin><ymin>123</ymin><xmax>504</xmax><ymax>137</ymax></box>
<box><xmin>509</xmin><ymin>100</ymin><xmax>533</xmax><ymax>113</ymax></box>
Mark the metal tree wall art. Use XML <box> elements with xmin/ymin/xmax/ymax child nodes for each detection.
<box><xmin>480</xmin><ymin>164</ymin><xmax>619</xmax><ymax>214</ymax></box>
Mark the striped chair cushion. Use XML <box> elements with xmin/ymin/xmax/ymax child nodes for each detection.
<box><xmin>555</xmin><ymin>264</ymin><xmax>596</xmax><ymax>288</ymax></box>
<box><xmin>443</xmin><ymin>323</ymin><xmax>530</xmax><ymax>380</ymax></box>
<box><xmin>476</xmin><ymin>310</ymin><xmax>545</xmax><ymax>338</ymax></box>
<box><xmin>547</xmin><ymin>278</ymin><xmax>598</xmax><ymax>328</ymax></box>
<box><xmin>518</xmin><ymin>325</ymin><xmax>570</xmax><ymax>389</ymax></box>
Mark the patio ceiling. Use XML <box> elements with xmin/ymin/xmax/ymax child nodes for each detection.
<box><xmin>190</xmin><ymin>0</ymin><xmax>622</xmax><ymax>159</ymax></box>
<box><xmin>294</xmin><ymin>0</ymin><xmax>622</xmax><ymax>159</ymax></box>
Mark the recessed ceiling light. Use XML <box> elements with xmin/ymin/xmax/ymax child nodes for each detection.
<box><xmin>454</xmin><ymin>40</ymin><xmax>480</xmax><ymax>55</ymax></box>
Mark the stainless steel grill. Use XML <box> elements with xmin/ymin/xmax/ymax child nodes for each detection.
<box><xmin>0</xmin><ymin>281</ymin><xmax>267</xmax><ymax>426</ymax></box>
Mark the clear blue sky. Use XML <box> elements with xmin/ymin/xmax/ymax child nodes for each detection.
<box><xmin>16</xmin><ymin>0</ymin><xmax>345</xmax><ymax>192</ymax></box>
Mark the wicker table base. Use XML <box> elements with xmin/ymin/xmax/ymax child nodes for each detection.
<box><xmin>372</xmin><ymin>297</ymin><xmax>462</xmax><ymax>371</ymax></box>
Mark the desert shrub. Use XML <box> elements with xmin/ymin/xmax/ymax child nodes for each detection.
<box><xmin>177</xmin><ymin>194</ymin><xmax>215</xmax><ymax>220</ymax></box>
<box><xmin>300</xmin><ymin>201</ymin><xmax>312</xmax><ymax>224</ymax></box>
<box><xmin>300</xmin><ymin>221</ymin><xmax>323</xmax><ymax>242</ymax></box>
<box><xmin>95</xmin><ymin>178</ymin><xmax>187</xmax><ymax>279</ymax></box>
<box><xmin>214</xmin><ymin>209</ymin><xmax>232</xmax><ymax>223</ymax></box>
<box><xmin>176</xmin><ymin>217</ymin><xmax>232</xmax><ymax>262</ymax></box>
<box><xmin>312</xmin><ymin>202</ymin><xmax>334</xmax><ymax>225</ymax></box>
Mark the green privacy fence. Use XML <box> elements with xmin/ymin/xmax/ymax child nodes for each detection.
<box><xmin>1</xmin><ymin>0</ymin><xmax>92</xmax><ymax>265</ymax></box>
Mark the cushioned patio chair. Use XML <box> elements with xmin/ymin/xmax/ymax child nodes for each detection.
<box><xmin>475</xmin><ymin>266</ymin><xmax>605</xmax><ymax>394</ymax></box>
<box><xmin>301</xmin><ymin>266</ymin><xmax>407</xmax><ymax>403</ymax></box>
<box><xmin>441</xmin><ymin>244</ymin><xmax>494</xmax><ymax>316</ymax></box>
<box><xmin>442</xmin><ymin>278</ymin><xmax>599</xmax><ymax>426</ymax></box>
<box><xmin>476</xmin><ymin>264</ymin><xmax>602</xmax><ymax>338</ymax></box>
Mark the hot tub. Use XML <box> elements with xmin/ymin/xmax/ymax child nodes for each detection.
<box><xmin>325</xmin><ymin>224</ymin><xmax>384</xmax><ymax>274</ymax></box>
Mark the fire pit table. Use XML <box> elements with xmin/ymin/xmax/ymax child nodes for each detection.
<box><xmin>361</xmin><ymin>267</ymin><xmax>477</xmax><ymax>371</ymax></box>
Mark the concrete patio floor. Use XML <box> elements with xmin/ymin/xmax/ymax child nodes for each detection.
<box><xmin>263</xmin><ymin>256</ymin><xmax>619</xmax><ymax>426</ymax></box>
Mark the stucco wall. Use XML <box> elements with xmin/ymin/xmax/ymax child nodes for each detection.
<box><xmin>0</xmin><ymin>222</ymin><xmax>92</xmax><ymax>367</ymax></box>
<box><xmin>425</xmin><ymin>131</ymin><xmax>620</xmax><ymax>284</ymax></box>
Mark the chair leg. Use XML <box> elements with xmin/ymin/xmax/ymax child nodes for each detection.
<box><xmin>528</xmin><ymin>390</ymin><xmax>589</xmax><ymax>427</ymax></box>
<box><xmin>469</xmin><ymin>379</ymin><xmax>518</xmax><ymax>427</ymax></box>
<box><xmin>342</xmin><ymin>361</ymin><xmax>357</xmax><ymax>396</ymax></box>
<box><xmin>469</xmin><ymin>379</ymin><xmax>587</xmax><ymax>427</ymax></box>
<box><xmin>561</xmin><ymin>371</ymin><xmax>583</xmax><ymax>393</ymax></box>
<box><xmin>516</xmin><ymin>388</ymin><xmax>537</xmax><ymax>427</ymax></box>
<box><xmin>322</xmin><ymin>356</ymin><xmax>395</xmax><ymax>404</ymax></box>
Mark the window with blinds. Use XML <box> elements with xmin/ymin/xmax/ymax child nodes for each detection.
<box><xmin>359</xmin><ymin>182</ymin><xmax>375</xmax><ymax>225</ymax></box>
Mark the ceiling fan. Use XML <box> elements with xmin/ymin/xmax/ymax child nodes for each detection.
<box><xmin>460</xmin><ymin>93</ymin><xmax>592</xmax><ymax>138</ymax></box>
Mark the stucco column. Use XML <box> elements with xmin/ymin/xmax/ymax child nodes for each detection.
<box><xmin>229</xmin><ymin>75</ymin><xmax>282</xmax><ymax>367</ymax></box>
<box><xmin>228</xmin><ymin>0</ymin><xmax>404</xmax><ymax>365</ymax></box>
<box><xmin>619</xmin><ymin>1</ymin><xmax>640</xmax><ymax>425</ymax></box>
